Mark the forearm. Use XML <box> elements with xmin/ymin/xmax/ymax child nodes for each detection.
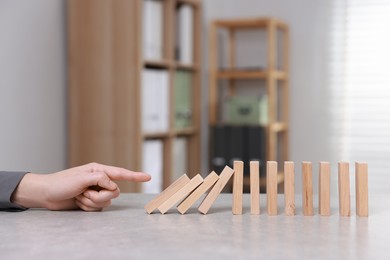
<box><xmin>11</xmin><ymin>173</ymin><xmax>48</xmax><ymax>209</ymax></box>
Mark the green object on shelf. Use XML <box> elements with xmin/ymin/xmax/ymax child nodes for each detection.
<box><xmin>174</xmin><ymin>71</ymin><xmax>192</xmax><ymax>129</ymax></box>
<box><xmin>227</xmin><ymin>95</ymin><xmax>268</xmax><ymax>126</ymax></box>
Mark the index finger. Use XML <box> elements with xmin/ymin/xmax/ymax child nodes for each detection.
<box><xmin>87</xmin><ymin>163</ymin><xmax>151</xmax><ymax>182</ymax></box>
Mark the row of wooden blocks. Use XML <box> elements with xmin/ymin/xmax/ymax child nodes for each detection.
<box><xmin>234</xmin><ymin>161</ymin><xmax>368</xmax><ymax>217</ymax></box>
<box><xmin>144</xmin><ymin>161</ymin><xmax>368</xmax><ymax>217</ymax></box>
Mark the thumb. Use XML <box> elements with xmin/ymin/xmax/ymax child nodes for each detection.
<box><xmin>87</xmin><ymin>171</ymin><xmax>118</xmax><ymax>191</ymax></box>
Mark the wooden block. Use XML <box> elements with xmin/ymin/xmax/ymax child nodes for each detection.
<box><xmin>284</xmin><ymin>161</ymin><xmax>295</xmax><ymax>216</ymax></box>
<box><xmin>144</xmin><ymin>174</ymin><xmax>190</xmax><ymax>214</ymax></box>
<box><xmin>355</xmin><ymin>162</ymin><xmax>368</xmax><ymax>217</ymax></box>
<box><xmin>302</xmin><ymin>161</ymin><xmax>313</xmax><ymax>216</ymax></box>
<box><xmin>232</xmin><ymin>161</ymin><xmax>244</xmax><ymax>215</ymax></box>
<box><xmin>267</xmin><ymin>161</ymin><xmax>278</xmax><ymax>216</ymax></box>
<box><xmin>158</xmin><ymin>174</ymin><xmax>204</xmax><ymax>214</ymax></box>
<box><xmin>198</xmin><ymin>166</ymin><xmax>234</xmax><ymax>214</ymax></box>
<box><xmin>319</xmin><ymin>161</ymin><xmax>331</xmax><ymax>216</ymax></box>
<box><xmin>250</xmin><ymin>161</ymin><xmax>260</xmax><ymax>215</ymax></box>
<box><xmin>338</xmin><ymin>162</ymin><xmax>351</xmax><ymax>217</ymax></box>
<box><xmin>177</xmin><ymin>171</ymin><xmax>219</xmax><ymax>214</ymax></box>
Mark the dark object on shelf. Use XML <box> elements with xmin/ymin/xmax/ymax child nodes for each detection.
<box><xmin>210</xmin><ymin>125</ymin><xmax>266</xmax><ymax>176</ymax></box>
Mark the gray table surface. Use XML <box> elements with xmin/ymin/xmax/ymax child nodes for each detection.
<box><xmin>0</xmin><ymin>193</ymin><xmax>389</xmax><ymax>260</ymax></box>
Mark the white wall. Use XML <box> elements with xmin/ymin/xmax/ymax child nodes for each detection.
<box><xmin>201</xmin><ymin>0</ymin><xmax>335</xmax><ymax>194</ymax></box>
<box><xmin>0</xmin><ymin>0</ymin><xmax>66</xmax><ymax>173</ymax></box>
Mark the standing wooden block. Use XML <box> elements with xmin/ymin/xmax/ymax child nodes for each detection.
<box><xmin>302</xmin><ymin>161</ymin><xmax>313</xmax><ymax>216</ymax></box>
<box><xmin>158</xmin><ymin>174</ymin><xmax>204</xmax><ymax>214</ymax></box>
<box><xmin>319</xmin><ymin>162</ymin><xmax>331</xmax><ymax>216</ymax></box>
<box><xmin>177</xmin><ymin>171</ymin><xmax>219</xmax><ymax>214</ymax></box>
<box><xmin>232</xmin><ymin>161</ymin><xmax>244</xmax><ymax>215</ymax></box>
<box><xmin>250</xmin><ymin>161</ymin><xmax>260</xmax><ymax>215</ymax></box>
<box><xmin>267</xmin><ymin>161</ymin><xmax>278</xmax><ymax>216</ymax></box>
<box><xmin>338</xmin><ymin>162</ymin><xmax>351</xmax><ymax>217</ymax></box>
<box><xmin>355</xmin><ymin>162</ymin><xmax>368</xmax><ymax>217</ymax></box>
<box><xmin>198</xmin><ymin>166</ymin><xmax>234</xmax><ymax>214</ymax></box>
<box><xmin>144</xmin><ymin>174</ymin><xmax>190</xmax><ymax>214</ymax></box>
<box><xmin>284</xmin><ymin>161</ymin><xmax>295</xmax><ymax>216</ymax></box>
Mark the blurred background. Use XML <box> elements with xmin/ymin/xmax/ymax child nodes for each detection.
<box><xmin>1</xmin><ymin>0</ymin><xmax>389</xmax><ymax>196</ymax></box>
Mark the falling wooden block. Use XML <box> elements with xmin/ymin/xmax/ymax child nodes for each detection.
<box><xmin>302</xmin><ymin>161</ymin><xmax>313</xmax><ymax>216</ymax></box>
<box><xmin>250</xmin><ymin>161</ymin><xmax>260</xmax><ymax>215</ymax></box>
<box><xmin>284</xmin><ymin>161</ymin><xmax>295</xmax><ymax>216</ymax></box>
<box><xmin>232</xmin><ymin>161</ymin><xmax>244</xmax><ymax>215</ymax></box>
<box><xmin>158</xmin><ymin>174</ymin><xmax>204</xmax><ymax>214</ymax></box>
<box><xmin>198</xmin><ymin>166</ymin><xmax>234</xmax><ymax>214</ymax></box>
<box><xmin>338</xmin><ymin>162</ymin><xmax>351</xmax><ymax>217</ymax></box>
<box><xmin>177</xmin><ymin>171</ymin><xmax>219</xmax><ymax>214</ymax></box>
<box><xmin>144</xmin><ymin>174</ymin><xmax>190</xmax><ymax>214</ymax></box>
<box><xmin>355</xmin><ymin>162</ymin><xmax>368</xmax><ymax>217</ymax></box>
<box><xmin>267</xmin><ymin>161</ymin><xmax>278</xmax><ymax>216</ymax></box>
<box><xmin>319</xmin><ymin>161</ymin><xmax>331</xmax><ymax>216</ymax></box>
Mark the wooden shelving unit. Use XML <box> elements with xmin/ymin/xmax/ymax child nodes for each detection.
<box><xmin>67</xmin><ymin>0</ymin><xmax>202</xmax><ymax>192</ymax></box>
<box><xmin>208</xmin><ymin>17</ymin><xmax>289</xmax><ymax>190</ymax></box>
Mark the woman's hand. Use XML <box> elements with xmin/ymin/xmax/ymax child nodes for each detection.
<box><xmin>11</xmin><ymin>163</ymin><xmax>151</xmax><ymax>211</ymax></box>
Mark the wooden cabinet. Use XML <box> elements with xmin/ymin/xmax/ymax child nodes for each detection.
<box><xmin>67</xmin><ymin>0</ymin><xmax>202</xmax><ymax>192</ymax></box>
<box><xmin>208</xmin><ymin>17</ymin><xmax>289</xmax><ymax>189</ymax></box>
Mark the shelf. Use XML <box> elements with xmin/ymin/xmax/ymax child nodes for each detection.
<box><xmin>214</xmin><ymin>17</ymin><xmax>288</xmax><ymax>30</ymax></box>
<box><xmin>209</xmin><ymin>17</ymin><xmax>289</xmax><ymax>187</ymax></box>
<box><xmin>143</xmin><ymin>132</ymin><xmax>170</xmax><ymax>140</ymax></box>
<box><xmin>144</xmin><ymin>60</ymin><xmax>172</xmax><ymax>69</ymax></box>
<box><xmin>68</xmin><ymin>0</ymin><xmax>202</xmax><ymax>193</ymax></box>
<box><xmin>177</xmin><ymin>0</ymin><xmax>200</xmax><ymax>6</ymax></box>
<box><xmin>209</xmin><ymin>123</ymin><xmax>287</xmax><ymax>133</ymax></box>
<box><xmin>143</xmin><ymin>129</ymin><xmax>197</xmax><ymax>139</ymax></box>
<box><xmin>175</xmin><ymin>62</ymin><xmax>198</xmax><ymax>71</ymax></box>
<box><xmin>174</xmin><ymin>127</ymin><xmax>197</xmax><ymax>136</ymax></box>
<box><xmin>216</xmin><ymin>70</ymin><xmax>286</xmax><ymax>80</ymax></box>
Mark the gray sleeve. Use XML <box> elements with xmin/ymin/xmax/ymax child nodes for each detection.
<box><xmin>0</xmin><ymin>171</ymin><xmax>28</xmax><ymax>211</ymax></box>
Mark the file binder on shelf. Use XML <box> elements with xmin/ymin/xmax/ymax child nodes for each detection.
<box><xmin>176</xmin><ymin>4</ymin><xmax>194</xmax><ymax>64</ymax></box>
<box><xmin>174</xmin><ymin>70</ymin><xmax>192</xmax><ymax>129</ymax></box>
<box><xmin>142</xmin><ymin>140</ymin><xmax>163</xmax><ymax>193</ymax></box>
<box><xmin>142</xmin><ymin>69</ymin><xmax>170</xmax><ymax>134</ymax></box>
